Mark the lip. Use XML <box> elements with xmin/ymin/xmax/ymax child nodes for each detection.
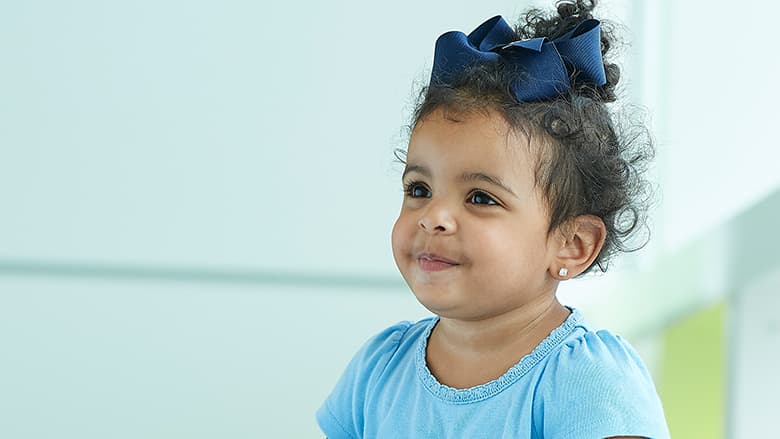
<box><xmin>417</xmin><ymin>252</ymin><xmax>460</xmax><ymax>264</ymax></box>
<box><xmin>416</xmin><ymin>252</ymin><xmax>460</xmax><ymax>272</ymax></box>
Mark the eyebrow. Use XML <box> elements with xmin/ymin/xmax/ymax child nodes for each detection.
<box><xmin>402</xmin><ymin>164</ymin><xmax>518</xmax><ymax>197</ymax></box>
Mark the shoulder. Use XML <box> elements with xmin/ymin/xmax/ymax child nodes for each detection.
<box><xmin>343</xmin><ymin>319</ymin><xmax>424</xmax><ymax>378</ymax></box>
<box><xmin>552</xmin><ymin>328</ymin><xmax>655</xmax><ymax>383</ymax></box>
<box><xmin>316</xmin><ymin>318</ymin><xmax>434</xmax><ymax>439</ymax></box>
<box><xmin>535</xmin><ymin>328</ymin><xmax>670</xmax><ymax>439</ymax></box>
<box><xmin>540</xmin><ymin>328</ymin><xmax>658</xmax><ymax>410</ymax></box>
<box><xmin>334</xmin><ymin>318</ymin><xmax>431</xmax><ymax>392</ymax></box>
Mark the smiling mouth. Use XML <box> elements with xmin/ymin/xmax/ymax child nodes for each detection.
<box><xmin>417</xmin><ymin>253</ymin><xmax>460</xmax><ymax>272</ymax></box>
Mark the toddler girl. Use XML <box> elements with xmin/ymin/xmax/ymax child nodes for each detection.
<box><xmin>317</xmin><ymin>1</ymin><xmax>670</xmax><ymax>437</ymax></box>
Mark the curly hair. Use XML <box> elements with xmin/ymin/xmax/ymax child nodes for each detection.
<box><xmin>400</xmin><ymin>0</ymin><xmax>654</xmax><ymax>275</ymax></box>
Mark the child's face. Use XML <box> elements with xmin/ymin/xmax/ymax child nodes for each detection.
<box><xmin>391</xmin><ymin>108</ymin><xmax>561</xmax><ymax>321</ymax></box>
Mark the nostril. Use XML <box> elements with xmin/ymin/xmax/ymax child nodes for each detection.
<box><xmin>418</xmin><ymin>211</ymin><xmax>455</xmax><ymax>234</ymax></box>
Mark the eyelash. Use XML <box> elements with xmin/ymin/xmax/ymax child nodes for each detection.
<box><xmin>402</xmin><ymin>180</ymin><xmax>499</xmax><ymax>206</ymax></box>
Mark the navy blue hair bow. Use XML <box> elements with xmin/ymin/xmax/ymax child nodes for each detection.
<box><xmin>430</xmin><ymin>16</ymin><xmax>606</xmax><ymax>102</ymax></box>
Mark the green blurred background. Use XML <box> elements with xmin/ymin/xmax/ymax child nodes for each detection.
<box><xmin>1</xmin><ymin>0</ymin><xmax>777</xmax><ymax>437</ymax></box>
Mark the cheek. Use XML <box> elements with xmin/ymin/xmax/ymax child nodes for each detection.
<box><xmin>473</xmin><ymin>227</ymin><xmax>517</xmax><ymax>264</ymax></box>
<box><xmin>391</xmin><ymin>212</ymin><xmax>412</xmax><ymax>261</ymax></box>
<box><xmin>471</xmin><ymin>223</ymin><xmax>545</xmax><ymax>267</ymax></box>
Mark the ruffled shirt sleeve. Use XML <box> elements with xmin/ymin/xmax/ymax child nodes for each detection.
<box><xmin>316</xmin><ymin>322</ymin><xmax>412</xmax><ymax>439</ymax></box>
<box><xmin>534</xmin><ymin>329</ymin><xmax>671</xmax><ymax>439</ymax></box>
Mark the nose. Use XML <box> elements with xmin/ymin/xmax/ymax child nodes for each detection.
<box><xmin>418</xmin><ymin>200</ymin><xmax>457</xmax><ymax>235</ymax></box>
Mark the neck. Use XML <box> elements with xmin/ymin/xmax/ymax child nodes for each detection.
<box><xmin>432</xmin><ymin>295</ymin><xmax>570</xmax><ymax>356</ymax></box>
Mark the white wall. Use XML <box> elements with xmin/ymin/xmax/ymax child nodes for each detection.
<box><xmin>728</xmin><ymin>267</ymin><xmax>780</xmax><ymax>437</ymax></box>
<box><xmin>642</xmin><ymin>0</ymin><xmax>780</xmax><ymax>252</ymax></box>
<box><xmin>0</xmin><ymin>276</ymin><xmax>431</xmax><ymax>437</ymax></box>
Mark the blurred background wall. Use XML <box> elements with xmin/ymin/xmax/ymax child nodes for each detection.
<box><xmin>1</xmin><ymin>0</ymin><xmax>777</xmax><ymax>437</ymax></box>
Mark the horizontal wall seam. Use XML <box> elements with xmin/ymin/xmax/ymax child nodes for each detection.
<box><xmin>0</xmin><ymin>259</ymin><xmax>406</xmax><ymax>289</ymax></box>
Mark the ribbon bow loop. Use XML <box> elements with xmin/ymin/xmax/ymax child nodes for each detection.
<box><xmin>467</xmin><ymin>15</ymin><xmax>516</xmax><ymax>52</ymax></box>
<box><xmin>430</xmin><ymin>16</ymin><xmax>607</xmax><ymax>102</ymax></box>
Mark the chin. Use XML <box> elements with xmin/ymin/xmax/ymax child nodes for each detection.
<box><xmin>409</xmin><ymin>283</ymin><xmax>459</xmax><ymax>314</ymax></box>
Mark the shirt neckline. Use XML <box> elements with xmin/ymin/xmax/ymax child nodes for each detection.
<box><xmin>415</xmin><ymin>307</ymin><xmax>584</xmax><ymax>404</ymax></box>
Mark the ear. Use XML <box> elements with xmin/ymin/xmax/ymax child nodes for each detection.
<box><xmin>549</xmin><ymin>215</ymin><xmax>606</xmax><ymax>280</ymax></box>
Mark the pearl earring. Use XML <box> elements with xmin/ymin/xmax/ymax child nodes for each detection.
<box><xmin>558</xmin><ymin>267</ymin><xmax>569</xmax><ymax>277</ymax></box>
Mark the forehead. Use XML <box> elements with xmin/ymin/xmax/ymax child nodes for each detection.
<box><xmin>406</xmin><ymin>108</ymin><xmax>537</xmax><ymax>182</ymax></box>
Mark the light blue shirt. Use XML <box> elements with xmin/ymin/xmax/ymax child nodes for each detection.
<box><xmin>317</xmin><ymin>307</ymin><xmax>670</xmax><ymax>438</ymax></box>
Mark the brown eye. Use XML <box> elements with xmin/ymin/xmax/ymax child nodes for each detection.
<box><xmin>405</xmin><ymin>182</ymin><xmax>431</xmax><ymax>198</ymax></box>
<box><xmin>469</xmin><ymin>191</ymin><xmax>498</xmax><ymax>205</ymax></box>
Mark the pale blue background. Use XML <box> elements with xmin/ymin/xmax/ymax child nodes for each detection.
<box><xmin>1</xmin><ymin>0</ymin><xmax>778</xmax><ymax>437</ymax></box>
